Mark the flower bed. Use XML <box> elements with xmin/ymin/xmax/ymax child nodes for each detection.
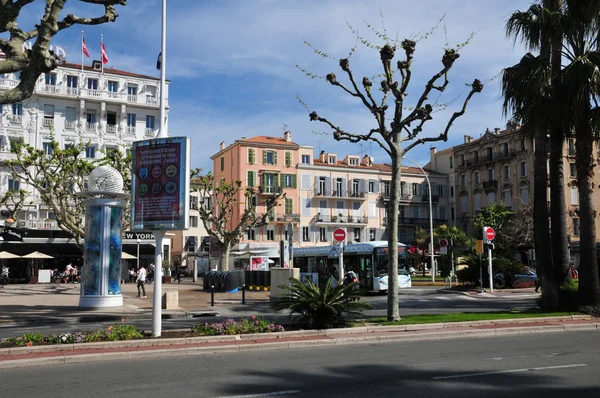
<box><xmin>0</xmin><ymin>317</ymin><xmax>285</xmax><ymax>348</ymax></box>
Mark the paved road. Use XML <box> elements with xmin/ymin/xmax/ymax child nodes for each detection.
<box><xmin>0</xmin><ymin>287</ymin><xmax>537</xmax><ymax>338</ymax></box>
<box><xmin>1</xmin><ymin>331</ymin><xmax>598</xmax><ymax>397</ymax></box>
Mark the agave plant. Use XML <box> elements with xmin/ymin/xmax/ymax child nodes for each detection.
<box><xmin>273</xmin><ymin>277</ymin><xmax>371</xmax><ymax>329</ymax></box>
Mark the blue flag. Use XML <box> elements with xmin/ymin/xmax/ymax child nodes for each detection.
<box><xmin>156</xmin><ymin>52</ymin><xmax>162</xmax><ymax>70</ymax></box>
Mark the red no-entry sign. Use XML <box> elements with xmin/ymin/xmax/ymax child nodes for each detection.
<box><xmin>484</xmin><ymin>227</ymin><xmax>495</xmax><ymax>241</ymax></box>
<box><xmin>333</xmin><ymin>228</ymin><xmax>347</xmax><ymax>242</ymax></box>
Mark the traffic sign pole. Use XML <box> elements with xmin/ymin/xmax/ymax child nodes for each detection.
<box><xmin>488</xmin><ymin>244</ymin><xmax>493</xmax><ymax>293</ymax></box>
<box><xmin>483</xmin><ymin>227</ymin><xmax>495</xmax><ymax>292</ymax></box>
<box><xmin>333</xmin><ymin>228</ymin><xmax>346</xmax><ymax>286</ymax></box>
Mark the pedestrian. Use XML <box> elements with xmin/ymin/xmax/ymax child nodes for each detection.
<box><xmin>174</xmin><ymin>265</ymin><xmax>181</xmax><ymax>284</ymax></box>
<box><xmin>136</xmin><ymin>265</ymin><xmax>147</xmax><ymax>298</ymax></box>
<box><xmin>65</xmin><ymin>262</ymin><xmax>73</xmax><ymax>283</ymax></box>
<box><xmin>129</xmin><ymin>268</ymin><xmax>136</xmax><ymax>283</ymax></box>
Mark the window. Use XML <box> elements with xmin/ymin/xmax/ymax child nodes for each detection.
<box><xmin>473</xmin><ymin>194</ymin><xmax>481</xmax><ymax>212</ymax></box>
<box><xmin>474</xmin><ymin>172</ymin><xmax>480</xmax><ymax>185</ymax></box>
<box><xmin>503</xmin><ymin>165</ymin><xmax>510</xmax><ymax>180</ymax></box>
<box><xmin>449</xmin><ymin>156</ymin><xmax>453</xmax><ymax>169</ymax></box>
<box><xmin>502</xmin><ymin>143</ymin><xmax>509</xmax><ymax>156</ymax></box>
<box><xmin>569</xmin><ymin>163</ymin><xmax>576</xmax><ymax>178</ymax></box>
<box><xmin>488</xmin><ymin>192</ymin><xmax>496</xmax><ymax>205</ymax></box>
<box><xmin>267</xmin><ymin>229</ymin><xmax>275</xmax><ymax>241</ymax></box>
<box><xmin>459</xmin><ymin>154</ymin><xmax>465</xmax><ymax>166</ymax></box>
<box><xmin>301</xmin><ymin>174</ymin><xmax>310</xmax><ymax>190</ymax></box>
<box><xmin>520</xmin><ymin>138</ymin><xmax>526</xmax><ymax>151</ymax></box>
<box><xmin>485</xmin><ymin>147</ymin><xmax>493</xmax><ymax>160</ymax></box>
<box><xmin>520</xmin><ymin>186</ymin><xmax>529</xmax><ymax>203</ymax></box>
<box><xmin>472</xmin><ymin>151</ymin><xmax>479</xmax><ymax>162</ymax></box>
<box><xmin>318</xmin><ymin>177</ymin><xmax>326</xmax><ymax>195</ymax></box>
<box><xmin>302</xmin><ymin>227</ymin><xmax>310</xmax><ymax>242</ymax></box>
<box><xmin>335</xmin><ymin>178</ymin><xmax>343</xmax><ymax>195</ymax></box>
<box><xmin>503</xmin><ymin>189</ymin><xmax>512</xmax><ymax>207</ymax></box>
<box><xmin>568</xmin><ymin>138</ymin><xmax>575</xmax><ymax>156</ymax></box>
<box><xmin>107</xmin><ymin>80</ymin><xmax>118</xmax><ymax>92</ymax></box>
<box><xmin>285</xmin><ymin>151</ymin><xmax>292</xmax><ymax>167</ymax></box>
<box><xmin>488</xmin><ymin>168</ymin><xmax>494</xmax><ymax>181</ymax></box>
<box><xmin>382</xmin><ymin>181</ymin><xmax>390</xmax><ymax>197</ymax></box>
<box><xmin>11</xmin><ymin>103</ymin><xmax>23</xmax><ymax>117</ymax></box>
<box><xmin>248</xmin><ymin>148</ymin><xmax>256</xmax><ymax>164</ymax></box>
<box><xmin>66</xmin><ymin>75</ymin><xmax>78</xmax><ymax>88</ymax></box>
<box><xmin>87</xmin><ymin>78</ymin><xmax>98</xmax><ymax>90</ymax></box>
<box><xmin>44</xmin><ymin>104</ymin><xmax>55</xmax><ymax>119</ymax></box>
<box><xmin>368</xmin><ymin>181</ymin><xmax>375</xmax><ymax>193</ymax></box>
<box><xmin>247</xmin><ymin>171</ymin><xmax>256</xmax><ymax>187</ymax></box>
<box><xmin>126</xmin><ymin>113</ymin><xmax>136</xmax><ymax>127</ymax></box>
<box><xmin>328</xmin><ymin>156</ymin><xmax>336</xmax><ymax>164</ymax></box>
<box><xmin>189</xmin><ymin>216</ymin><xmax>198</xmax><ymax>228</ymax></box>
<box><xmin>450</xmin><ymin>208</ymin><xmax>455</xmax><ymax>221</ymax></box>
<box><xmin>573</xmin><ymin>218</ymin><xmax>580</xmax><ymax>236</ymax></box>
<box><xmin>319</xmin><ymin>227</ymin><xmax>327</xmax><ymax>242</ymax></box>
<box><xmin>368</xmin><ymin>201</ymin><xmax>377</xmax><ymax>218</ymax></box>
<box><xmin>460</xmin><ymin>174</ymin><xmax>466</xmax><ymax>188</ymax></box>
<box><xmin>349</xmin><ymin>158</ymin><xmax>359</xmax><ymax>166</ymax></box>
<box><xmin>44</xmin><ymin>73</ymin><xmax>57</xmax><ymax>85</ymax></box>
<box><xmin>146</xmin><ymin>115</ymin><xmax>155</xmax><ymax>129</ymax></box>
<box><xmin>353</xmin><ymin>228</ymin><xmax>361</xmax><ymax>242</ymax></box>
<box><xmin>439</xmin><ymin>207</ymin><xmax>446</xmax><ymax>220</ymax></box>
<box><xmin>107</xmin><ymin>111</ymin><xmax>117</xmax><ymax>126</ymax></box>
<box><xmin>284</xmin><ymin>198</ymin><xmax>293</xmax><ymax>214</ymax></box>
<box><xmin>570</xmin><ymin>186</ymin><xmax>579</xmax><ymax>205</ymax></box>
<box><xmin>127</xmin><ymin>85</ymin><xmax>137</xmax><ymax>96</ymax></box>
<box><xmin>450</xmin><ymin>186</ymin><xmax>454</xmax><ymax>197</ymax></box>
<box><xmin>42</xmin><ymin>142</ymin><xmax>53</xmax><ymax>155</ymax></box>
<box><xmin>520</xmin><ymin>162</ymin><xmax>527</xmax><ymax>177</ymax></box>
<box><xmin>247</xmin><ymin>228</ymin><xmax>255</xmax><ymax>240</ymax></box>
<box><xmin>8</xmin><ymin>178</ymin><xmax>19</xmax><ymax>191</ymax></box>
<box><xmin>301</xmin><ymin>154</ymin><xmax>310</xmax><ymax>164</ymax></box>
<box><xmin>460</xmin><ymin>196</ymin><xmax>468</xmax><ymax>213</ymax></box>
<box><xmin>66</xmin><ymin>107</ymin><xmax>76</xmax><ymax>123</ymax></box>
<box><xmin>220</xmin><ymin>157</ymin><xmax>225</xmax><ymax>171</ymax></box>
<box><xmin>263</xmin><ymin>150</ymin><xmax>277</xmax><ymax>165</ymax></box>
<box><xmin>367</xmin><ymin>228</ymin><xmax>375</xmax><ymax>241</ymax></box>
<box><xmin>9</xmin><ymin>138</ymin><xmax>22</xmax><ymax>151</ymax></box>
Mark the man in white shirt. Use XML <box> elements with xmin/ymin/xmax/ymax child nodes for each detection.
<box><xmin>136</xmin><ymin>266</ymin><xmax>147</xmax><ymax>298</ymax></box>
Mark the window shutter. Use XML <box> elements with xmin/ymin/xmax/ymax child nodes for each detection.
<box><xmin>374</xmin><ymin>180</ymin><xmax>379</xmax><ymax>193</ymax></box>
<box><xmin>285</xmin><ymin>151</ymin><xmax>291</xmax><ymax>167</ymax></box>
<box><xmin>292</xmin><ymin>175</ymin><xmax>297</xmax><ymax>188</ymax></box>
<box><xmin>273</xmin><ymin>151</ymin><xmax>278</xmax><ymax>165</ymax></box>
<box><xmin>431</xmin><ymin>183</ymin><xmax>437</xmax><ymax>196</ymax></box>
<box><xmin>263</xmin><ymin>150</ymin><xmax>267</xmax><ymax>165</ymax></box>
<box><xmin>359</xmin><ymin>179</ymin><xmax>365</xmax><ymax>194</ymax></box>
<box><xmin>248</xmin><ymin>171</ymin><xmax>256</xmax><ymax>187</ymax></box>
<box><xmin>341</xmin><ymin>178</ymin><xmax>347</xmax><ymax>197</ymax></box>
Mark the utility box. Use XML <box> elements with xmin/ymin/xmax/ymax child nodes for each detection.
<box><xmin>270</xmin><ymin>267</ymin><xmax>300</xmax><ymax>302</ymax></box>
<box><xmin>162</xmin><ymin>287</ymin><xmax>179</xmax><ymax>309</ymax></box>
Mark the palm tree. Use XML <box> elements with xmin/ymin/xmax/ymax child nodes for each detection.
<box><xmin>503</xmin><ymin>1</ymin><xmax>560</xmax><ymax>308</ymax></box>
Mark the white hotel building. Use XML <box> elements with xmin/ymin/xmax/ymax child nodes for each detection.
<box><xmin>0</xmin><ymin>58</ymin><xmax>171</xmax><ymax>278</ymax></box>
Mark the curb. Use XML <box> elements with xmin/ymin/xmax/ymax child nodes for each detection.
<box><xmin>437</xmin><ymin>288</ymin><xmax>540</xmax><ymax>299</ymax></box>
<box><xmin>1</xmin><ymin>316</ymin><xmax>598</xmax><ymax>369</ymax></box>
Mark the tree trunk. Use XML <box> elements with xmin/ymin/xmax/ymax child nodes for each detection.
<box><xmin>534</xmin><ymin>132</ymin><xmax>558</xmax><ymax>308</ymax></box>
<box><xmin>575</xmin><ymin>117</ymin><xmax>600</xmax><ymax>307</ymax></box>
<box><xmin>548</xmin><ymin>0</ymin><xmax>571</xmax><ymax>287</ymax></box>
<box><xmin>386</xmin><ymin>152</ymin><xmax>401</xmax><ymax>321</ymax></box>
<box><xmin>220</xmin><ymin>244</ymin><xmax>232</xmax><ymax>271</ymax></box>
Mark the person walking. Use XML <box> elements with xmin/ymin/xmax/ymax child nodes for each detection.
<box><xmin>174</xmin><ymin>265</ymin><xmax>181</xmax><ymax>284</ymax></box>
<box><xmin>136</xmin><ymin>265</ymin><xmax>147</xmax><ymax>298</ymax></box>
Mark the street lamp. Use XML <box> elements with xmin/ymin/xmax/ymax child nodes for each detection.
<box><xmin>402</xmin><ymin>156</ymin><xmax>435</xmax><ymax>283</ymax></box>
<box><xmin>136</xmin><ymin>237</ymin><xmax>141</xmax><ymax>270</ymax></box>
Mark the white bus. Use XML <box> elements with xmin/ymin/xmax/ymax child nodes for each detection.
<box><xmin>293</xmin><ymin>241</ymin><xmax>411</xmax><ymax>292</ymax></box>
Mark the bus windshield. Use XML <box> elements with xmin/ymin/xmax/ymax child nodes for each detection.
<box><xmin>374</xmin><ymin>247</ymin><xmax>407</xmax><ymax>277</ymax></box>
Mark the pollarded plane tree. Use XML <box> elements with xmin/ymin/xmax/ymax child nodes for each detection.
<box><xmin>301</xmin><ymin>21</ymin><xmax>482</xmax><ymax>321</ymax></box>
<box><xmin>0</xmin><ymin>0</ymin><xmax>127</xmax><ymax>104</ymax></box>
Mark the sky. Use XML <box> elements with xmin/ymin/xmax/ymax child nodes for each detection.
<box><xmin>15</xmin><ymin>0</ymin><xmax>532</xmax><ymax>171</ymax></box>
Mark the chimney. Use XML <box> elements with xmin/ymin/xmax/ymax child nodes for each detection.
<box><xmin>220</xmin><ymin>141</ymin><xmax>225</xmax><ymax>150</ymax></box>
<box><xmin>361</xmin><ymin>154</ymin><xmax>371</xmax><ymax>166</ymax></box>
<box><xmin>241</xmin><ymin>136</ymin><xmax>246</xmax><ymax>140</ymax></box>
<box><xmin>284</xmin><ymin>130</ymin><xmax>291</xmax><ymax>142</ymax></box>
<box><xmin>319</xmin><ymin>150</ymin><xmax>326</xmax><ymax>162</ymax></box>
<box><xmin>494</xmin><ymin>128</ymin><xmax>500</xmax><ymax>134</ymax></box>
<box><xmin>429</xmin><ymin>147</ymin><xmax>437</xmax><ymax>170</ymax></box>
<box><xmin>464</xmin><ymin>135</ymin><xmax>472</xmax><ymax>144</ymax></box>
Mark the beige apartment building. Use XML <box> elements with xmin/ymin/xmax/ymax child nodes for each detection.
<box><xmin>436</xmin><ymin>123</ymin><xmax>597</xmax><ymax>244</ymax></box>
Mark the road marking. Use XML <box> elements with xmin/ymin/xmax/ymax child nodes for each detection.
<box><xmin>433</xmin><ymin>296</ymin><xmax>451</xmax><ymax>300</ymax></box>
<box><xmin>433</xmin><ymin>364</ymin><xmax>587</xmax><ymax>380</ymax></box>
<box><xmin>215</xmin><ymin>390</ymin><xmax>301</xmax><ymax>398</ymax></box>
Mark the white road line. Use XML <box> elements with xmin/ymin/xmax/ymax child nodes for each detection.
<box><xmin>433</xmin><ymin>364</ymin><xmax>587</xmax><ymax>380</ymax></box>
<box><xmin>433</xmin><ymin>296</ymin><xmax>451</xmax><ymax>300</ymax></box>
<box><xmin>215</xmin><ymin>390</ymin><xmax>301</xmax><ymax>398</ymax></box>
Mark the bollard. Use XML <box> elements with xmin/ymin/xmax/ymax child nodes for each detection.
<box><xmin>210</xmin><ymin>285</ymin><xmax>215</xmax><ymax>307</ymax></box>
<box><xmin>242</xmin><ymin>284</ymin><xmax>246</xmax><ymax>305</ymax></box>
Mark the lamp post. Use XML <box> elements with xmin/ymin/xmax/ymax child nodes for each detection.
<box><xmin>402</xmin><ymin>156</ymin><xmax>435</xmax><ymax>283</ymax></box>
<box><xmin>287</xmin><ymin>222</ymin><xmax>294</xmax><ymax>268</ymax></box>
<box><xmin>136</xmin><ymin>237</ymin><xmax>141</xmax><ymax>270</ymax></box>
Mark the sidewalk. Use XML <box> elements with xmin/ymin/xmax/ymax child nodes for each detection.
<box><xmin>0</xmin><ymin>281</ymin><xmax>271</xmax><ymax>327</ymax></box>
<box><xmin>1</xmin><ymin>315</ymin><xmax>598</xmax><ymax>369</ymax></box>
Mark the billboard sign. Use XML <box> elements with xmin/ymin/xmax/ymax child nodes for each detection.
<box><xmin>131</xmin><ymin>137</ymin><xmax>190</xmax><ymax>231</ymax></box>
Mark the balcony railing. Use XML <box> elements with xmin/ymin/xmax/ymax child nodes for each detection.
<box><xmin>42</xmin><ymin>118</ymin><xmax>54</xmax><ymax>128</ymax></box>
<box><xmin>9</xmin><ymin>115</ymin><xmax>22</xmax><ymax>124</ymax></box>
<box><xmin>421</xmin><ymin>195</ymin><xmax>440</xmax><ymax>203</ymax></box>
<box><xmin>66</xmin><ymin>87</ymin><xmax>79</xmax><ymax>96</ymax></box>
<box><xmin>106</xmin><ymin>91</ymin><xmax>120</xmax><ymax>99</ymax></box>
<box><xmin>0</xmin><ymin>78</ymin><xmax>18</xmax><ymax>89</ymax></box>
<box><xmin>65</xmin><ymin>120</ymin><xmax>76</xmax><ymax>130</ymax></box>
<box><xmin>379</xmin><ymin>193</ymin><xmax>415</xmax><ymax>202</ymax></box>
<box><xmin>40</xmin><ymin>84</ymin><xmax>61</xmax><ymax>94</ymax></box>
<box><xmin>483</xmin><ymin>180</ymin><xmax>497</xmax><ymax>191</ymax></box>
<box><xmin>270</xmin><ymin>213</ymin><xmax>301</xmax><ymax>223</ymax></box>
<box><xmin>86</xmin><ymin>122</ymin><xmax>97</xmax><ymax>131</ymax></box>
<box><xmin>389</xmin><ymin>217</ymin><xmax>447</xmax><ymax>226</ymax></box>
<box><xmin>261</xmin><ymin>185</ymin><xmax>283</xmax><ymax>195</ymax></box>
<box><xmin>146</xmin><ymin>96</ymin><xmax>158</xmax><ymax>105</ymax></box>
<box><xmin>106</xmin><ymin>124</ymin><xmax>117</xmax><ymax>133</ymax></box>
<box><xmin>315</xmin><ymin>214</ymin><xmax>368</xmax><ymax>224</ymax></box>
<box><xmin>127</xmin><ymin>94</ymin><xmax>138</xmax><ymax>103</ymax></box>
<box><xmin>145</xmin><ymin>128</ymin><xmax>155</xmax><ymax>137</ymax></box>
<box><xmin>127</xmin><ymin>126</ymin><xmax>136</xmax><ymax>134</ymax></box>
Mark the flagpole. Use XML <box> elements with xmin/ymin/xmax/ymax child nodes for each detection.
<box><xmin>152</xmin><ymin>0</ymin><xmax>167</xmax><ymax>339</ymax></box>
<box><xmin>100</xmin><ymin>34</ymin><xmax>104</xmax><ymax>74</ymax></box>
<box><xmin>81</xmin><ymin>31</ymin><xmax>84</xmax><ymax>73</ymax></box>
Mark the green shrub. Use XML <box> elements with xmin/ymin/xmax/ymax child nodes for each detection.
<box><xmin>192</xmin><ymin>317</ymin><xmax>284</xmax><ymax>336</ymax></box>
<box><xmin>272</xmin><ymin>277</ymin><xmax>372</xmax><ymax>329</ymax></box>
<box><xmin>22</xmin><ymin>333</ymin><xmax>45</xmax><ymax>344</ymax></box>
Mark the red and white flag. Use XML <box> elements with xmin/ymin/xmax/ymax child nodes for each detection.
<box><xmin>82</xmin><ymin>37</ymin><xmax>90</xmax><ymax>58</ymax></box>
<box><xmin>101</xmin><ymin>42</ymin><xmax>109</xmax><ymax>64</ymax></box>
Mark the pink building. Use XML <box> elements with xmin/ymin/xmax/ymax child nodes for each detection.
<box><xmin>210</xmin><ymin>131</ymin><xmax>300</xmax><ymax>260</ymax></box>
